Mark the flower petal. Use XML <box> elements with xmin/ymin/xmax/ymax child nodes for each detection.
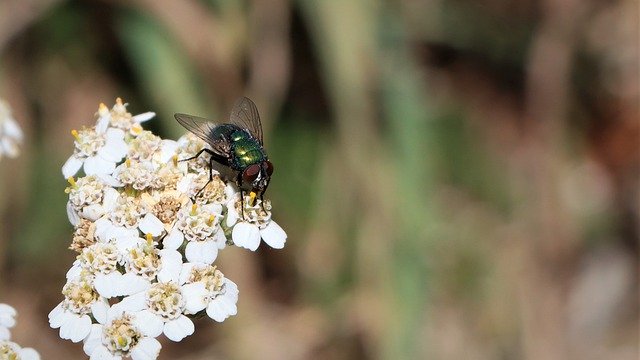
<box><xmin>133</xmin><ymin>310</ymin><xmax>163</xmax><ymax>338</ymax></box>
<box><xmin>82</xmin><ymin>324</ymin><xmax>103</xmax><ymax>356</ymax></box>
<box><xmin>18</xmin><ymin>347</ymin><xmax>40</xmax><ymax>360</ymax></box>
<box><xmin>62</xmin><ymin>155</ymin><xmax>83</xmax><ymax>178</ymax></box>
<box><xmin>91</xmin><ymin>300</ymin><xmax>109</xmax><ymax>325</ymax></box>
<box><xmin>232</xmin><ymin>222</ymin><xmax>261</xmax><ymax>251</ymax></box>
<box><xmin>181</xmin><ymin>283</ymin><xmax>208</xmax><ymax>314</ymax></box>
<box><xmin>101</xmin><ymin>128</ymin><xmax>128</xmax><ymax>161</ymax></box>
<box><xmin>133</xmin><ymin>112</ymin><xmax>155</xmax><ymax>123</ymax></box>
<box><xmin>130</xmin><ymin>337</ymin><xmax>161</xmax><ymax>360</ymax></box>
<box><xmin>66</xmin><ymin>201</ymin><xmax>80</xmax><ymax>226</ymax></box>
<box><xmin>157</xmin><ymin>250</ymin><xmax>183</xmax><ymax>283</ymax></box>
<box><xmin>113</xmin><ymin>292</ymin><xmax>146</xmax><ymax>313</ymax></box>
<box><xmin>60</xmin><ymin>313</ymin><xmax>91</xmax><ymax>343</ymax></box>
<box><xmin>84</xmin><ymin>155</ymin><xmax>115</xmax><ymax>176</ymax></box>
<box><xmin>162</xmin><ymin>229</ymin><xmax>184</xmax><ymax>251</ymax></box>
<box><xmin>0</xmin><ymin>327</ymin><xmax>10</xmax><ymax>341</ymax></box>
<box><xmin>139</xmin><ymin>214</ymin><xmax>164</xmax><ymax>237</ymax></box>
<box><xmin>120</xmin><ymin>273</ymin><xmax>151</xmax><ymax>296</ymax></box>
<box><xmin>185</xmin><ymin>241</ymin><xmax>218</xmax><ymax>264</ymax></box>
<box><xmin>260</xmin><ymin>220</ymin><xmax>287</xmax><ymax>249</ymax></box>
<box><xmin>206</xmin><ymin>297</ymin><xmax>236</xmax><ymax>322</ymax></box>
<box><xmin>163</xmin><ymin>315</ymin><xmax>194</xmax><ymax>342</ymax></box>
<box><xmin>48</xmin><ymin>303</ymin><xmax>65</xmax><ymax>329</ymax></box>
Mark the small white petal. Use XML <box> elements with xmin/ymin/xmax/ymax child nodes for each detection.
<box><xmin>0</xmin><ymin>304</ymin><xmax>17</xmax><ymax>328</ymax></box>
<box><xmin>163</xmin><ymin>229</ymin><xmax>184</xmax><ymax>250</ymax></box>
<box><xmin>139</xmin><ymin>214</ymin><xmax>164</xmax><ymax>237</ymax></box>
<box><xmin>178</xmin><ymin>262</ymin><xmax>196</xmax><ymax>285</ymax></box>
<box><xmin>67</xmin><ymin>201</ymin><xmax>80</xmax><ymax>226</ymax></box>
<box><xmin>176</xmin><ymin>175</ymin><xmax>193</xmax><ymax>194</ymax></box>
<box><xmin>91</xmin><ymin>300</ymin><xmax>109</xmax><ymax>324</ymax></box>
<box><xmin>163</xmin><ymin>315</ymin><xmax>194</xmax><ymax>342</ymax></box>
<box><xmin>260</xmin><ymin>221</ymin><xmax>287</xmax><ymax>249</ymax></box>
<box><xmin>158</xmin><ymin>140</ymin><xmax>178</xmax><ymax>163</ymax></box>
<box><xmin>0</xmin><ymin>327</ymin><xmax>10</xmax><ymax>341</ymax></box>
<box><xmin>82</xmin><ymin>204</ymin><xmax>105</xmax><ymax>221</ymax></box>
<box><xmin>120</xmin><ymin>273</ymin><xmax>151</xmax><ymax>296</ymax></box>
<box><xmin>185</xmin><ymin>241</ymin><xmax>218</xmax><ymax>264</ymax></box>
<box><xmin>48</xmin><ymin>303</ymin><xmax>65</xmax><ymax>328</ymax></box>
<box><xmin>62</xmin><ymin>155</ymin><xmax>83</xmax><ymax>178</ymax></box>
<box><xmin>113</xmin><ymin>236</ymin><xmax>140</xmax><ymax>253</ymax></box>
<box><xmin>214</xmin><ymin>229</ymin><xmax>227</xmax><ymax>249</ymax></box>
<box><xmin>89</xmin><ymin>345</ymin><xmax>117</xmax><ymax>360</ymax></box>
<box><xmin>102</xmin><ymin>187</ymin><xmax>120</xmax><ymax>210</ymax></box>
<box><xmin>133</xmin><ymin>112</ymin><xmax>155</xmax><ymax>123</ymax></box>
<box><xmin>102</xmin><ymin>130</ymin><xmax>128</xmax><ymax>161</ymax></box>
<box><xmin>84</xmin><ymin>155</ymin><xmax>115</xmax><ymax>176</ymax></box>
<box><xmin>18</xmin><ymin>347</ymin><xmax>40</xmax><ymax>360</ymax></box>
<box><xmin>130</xmin><ymin>337</ymin><xmax>161</xmax><ymax>360</ymax></box>
<box><xmin>157</xmin><ymin>250</ymin><xmax>183</xmax><ymax>283</ymax></box>
<box><xmin>232</xmin><ymin>222</ymin><xmax>261</xmax><ymax>251</ymax></box>
<box><xmin>60</xmin><ymin>313</ymin><xmax>91</xmax><ymax>342</ymax></box>
<box><xmin>96</xmin><ymin>174</ymin><xmax>122</xmax><ymax>187</ymax></box>
<box><xmin>133</xmin><ymin>310</ymin><xmax>163</xmax><ymax>338</ymax></box>
<box><xmin>113</xmin><ymin>292</ymin><xmax>146</xmax><ymax>313</ymax></box>
<box><xmin>206</xmin><ymin>297</ymin><xmax>236</xmax><ymax>322</ymax></box>
<box><xmin>226</xmin><ymin>205</ymin><xmax>239</xmax><ymax>228</ymax></box>
<box><xmin>83</xmin><ymin>324</ymin><xmax>103</xmax><ymax>356</ymax></box>
<box><xmin>181</xmin><ymin>283</ymin><xmax>208</xmax><ymax>314</ymax></box>
<box><xmin>94</xmin><ymin>273</ymin><xmax>122</xmax><ymax>298</ymax></box>
<box><xmin>96</xmin><ymin>114</ymin><xmax>110</xmax><ymax>133</ymax></box>
<box><xmin>66</xmin><ymin>261</ymin><xmax>83</xmax><ymax>280</ymax></box>
<box><xmin>67</xmin><ymin>314</ymin><xmax>92</xmax><ymax>343</ymax></box>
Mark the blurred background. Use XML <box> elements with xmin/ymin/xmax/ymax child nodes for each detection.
<box><xmin>0</xmin><ymin>0</ymin><xmax>637</xmax><ymax>359</ymax></box>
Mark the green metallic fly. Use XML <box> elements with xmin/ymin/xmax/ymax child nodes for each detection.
<box><xmin>174</xmin><ymin>97</ymin><xmax>273</xmax><ymax>206</ymax></box>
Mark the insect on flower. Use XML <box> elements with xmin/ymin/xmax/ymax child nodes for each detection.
<box><xmin>174</xmin><ymin>97</ymin><xmax>273</xmax><ymax>212</ymax></box>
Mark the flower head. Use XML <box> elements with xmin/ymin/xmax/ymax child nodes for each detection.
<box><xmin>52</xmin><ymin>98</ymin><xmax>288</xmax><ymax>358</ymax></box>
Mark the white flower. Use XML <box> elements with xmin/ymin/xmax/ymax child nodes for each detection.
<box><xmin>0</xmin><ymin>99</ymin><xmax>23</xmax><ymax>160</ymax></box>
<box><xmin>62</xmin><ymin>122</ymin><xmax>128</xmax><ymax>178</ymax></box>
<box><xmin>0</xmin><ymin>340</ymin><xmax>40</xmax><ymax>360</ymax></box>
<box><xmin>115</xmin><ymin>281</ymin><xmax>194</xmax><ymax>342</ymax></box>
<box><xmin>0</xmin><ymin>304</ymin><xmax>16</xmax><ymax>341</ymax></box>
<box><xmin>227</xmin><ymin>194</ymin><xmax>287</xmax><ymax>251</ymax></box>
<box><xmin>176</xmin><ymin>172</ymin><xmax>230</xmax><ymax>205</ymax></box>
<box><xmin>99</xmin><ymin>98</ymin><xmax>155</xmax><ymax>136</ymax></box>
<box><xmin>163</xmin><ymin>203</ymin><xmax>225</xmax><ymax>264</ymax></box>
<box><xmin>180</xmin><ymin>263</ymin><xmax>238</xmax><ymax>322</ymax></box>
<box><xmin>66</xmin><ymin>175</ymin><xmax>120</xmax><ymax>224</ymax></box>
<box><xmin>48</xmin><ymin>275</ymin><xmax>109</xmax><ymax>343</ymax></box>
<box><xmin>83</xmin><ymin>307</ymin><xmax>161</xmax><ymax>360</ymax></box>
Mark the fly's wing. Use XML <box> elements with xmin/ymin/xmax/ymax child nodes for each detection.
<box><xmin>174</xmin><ymin>113</ymin><xmax>231</xmax><ymax>158</ymax></box>
<box><xmin>229</xmin><ymin>97</ymin><xmax>263</xmax><ymax>144</ymax></box>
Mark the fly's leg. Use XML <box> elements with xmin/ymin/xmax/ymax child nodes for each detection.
<box><xmin>260</xmin><ymin>192</ymin><xmax>266</xmax><ymax>213</ymax></box>
<box><xmin>181</xmin><ymin>148</ymin><xmax>228</xmax><ymax>203</ymax></box>
<box><xmin>192</xmin><ymin>154</ymin><xmax>215</xmax><ymax>201</ymax></box>
<box><xmin>179</xmin><ymin>148</ymin><xmax>211</xmax><ymax>162</ymax></box>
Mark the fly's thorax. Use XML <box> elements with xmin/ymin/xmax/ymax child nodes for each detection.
<box><xmin>229</xmin><ymin>131</ymin><xmax>266</xmax><ymax>170</ymax></box>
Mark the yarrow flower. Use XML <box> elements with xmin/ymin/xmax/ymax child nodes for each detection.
<box><xmin>51</xmin><ymin>98</ymin><xmax>287</xmax><ymax>359</ymax></box>
<box><xmin>0</xmin><ymin>99</ymin><xmax>23</xmax><ymax>160</ymax></box>
<box><xmin>0</xmin><ymin>303</ymin><xmax>40</xmax><ymax>359</ymax></box>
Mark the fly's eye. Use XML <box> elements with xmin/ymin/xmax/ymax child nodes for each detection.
<box><xmin>265</xmin><ymin>161</ymin><xmax>274</xmax><ymax>176</ymax></box>
<box><xmin>243</xmin><ymin>164</ymin><xmax>261</xmax><ymax>183</ymax></box>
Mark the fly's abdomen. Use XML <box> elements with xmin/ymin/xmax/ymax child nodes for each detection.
<box><xmin>227</xmin><ymin>128</ymin><xmax>266</xmax><ymax>169</ymax></box>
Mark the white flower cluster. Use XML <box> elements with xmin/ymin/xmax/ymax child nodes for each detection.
<box><xmin>0</xmin><ymin>99</ymin><xmax>23</xmax><ymax>160</ymax></box>
<box><xmin>50</xmin><ymin>99</ymin><xmax>287</xmax><ymax>359</ymax></box>
<box><xmin>0</xmin><ymin>303</ymin><xmax>40</xmax><ymax>360</ymax></box>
